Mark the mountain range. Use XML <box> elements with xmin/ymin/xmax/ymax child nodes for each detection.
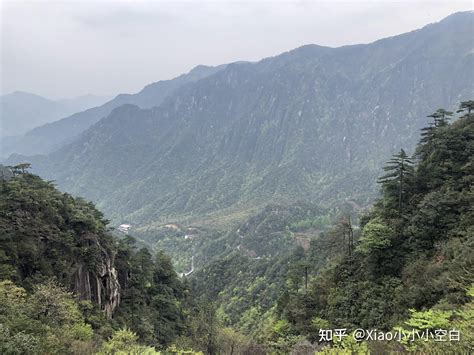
<box><xmin>0</xmin><ymin>91</ymin><xmax>110</xmax><ymax>139</ymax></box>
<box><xmin>0</xmin><ymin>65</ymin><xmax>227</xmax><ymax>158</ymax></box>
<box><xmin>5</xmin><ymin>11</ymin><xmax>474</xmax><ymax>229</ymax></box>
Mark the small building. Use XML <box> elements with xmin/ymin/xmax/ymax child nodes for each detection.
<box><xmin>118</xmin><ymin>224</ymin><xmax>131</xmax><ymax>233</ymax></box>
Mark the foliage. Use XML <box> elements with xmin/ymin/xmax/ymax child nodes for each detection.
<box><xmin>0</xmin><ymin>280</ymin><xmax>94</xmax><ymax>354</ymax></box>
<box><xmin>1</xmin><ymin>100</ymin><xmax>472</xmax><ymax>353</ymax></box>
<box><xmin>274</xmin><ymin>103</ymin><xmax>474</xmax><ymax>352</ymax></box>
<box><xmin>0</xmin><ymin>173</ymin><xmax>197</xmax><ymax>352</ymax></box>
<box><xmin>393</xmin><ymin>285</ymin><xmax>474</xmax><ymax>353</ymax></box>
<box><xmin>356</xmin><ymin>217</ymin><xmax>393</xmax><ymax>255</ymax></box>
<box><xmin>99</xmin><ymin>328</ymin><xmax>158</xmax><ymax>355</ymax></box>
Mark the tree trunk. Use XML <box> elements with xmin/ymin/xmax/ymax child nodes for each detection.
<box><xmin>398</xmin><ymin>168</ymin><xmax>404</xmax><ymax>213</ymax></box>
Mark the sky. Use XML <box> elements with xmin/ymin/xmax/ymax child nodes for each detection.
<box><xmin>1</xmin><ymin>0</ymin><xmax>472</xmax><ymax>99</ymax></box>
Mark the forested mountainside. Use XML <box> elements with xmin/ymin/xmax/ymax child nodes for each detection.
<box><xmin>9</xmin><ymin>12</ymin><xmax>473</xmax><ymax>229</ymax></box>
<box><xmin>0</xmin><ymin>91</ymin><xmax>109</xmax><ymax>138</ymax></box>
<box><xmin>133</xmin><ymin>201</ymin><xmax>332</xmax><ymax>272</ymax></box>
<box><xmin>1</xmin><ymin>64</ymin><xmax>226</xmax><ymax>158</ymax></box>
<box><xmin>190</xmin><ymin>102</ymin><xmax>474</xmax><ymax>353</ymax></box>
<box><xmin>1</xmin><ymin>101</ymin><xmax>473</xmax><ymax>354</ymax></box>
<box><xmin>0</xmin><ymin>170</ymin><xmax>223</xmax><ymax>354</ymax></box>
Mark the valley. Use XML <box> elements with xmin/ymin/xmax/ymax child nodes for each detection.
<box><xmin>0</xmin><ymin>9</ymin><xmax>473</xmax><ymax>355</ymax></box>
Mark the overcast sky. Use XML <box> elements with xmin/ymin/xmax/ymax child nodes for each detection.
<box><xmin>1</xmin><ymin>0</ymin><xmax>472</xmax><ymax>99</ymax></box>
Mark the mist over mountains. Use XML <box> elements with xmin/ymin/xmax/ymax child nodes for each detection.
<box><xmin>1</xmin><ymin>65</ymin><xmax>227</xmax><ymax>158</ymax></box>
<box><xmin>6</xmin><ymin>11</ymin><xmax>474</xmax><ymax>228</ymax></box>
<box><xmin>1</xmin><ymin>6</ymin><xmax>474</xmax><ymax>353</ymax></box>
<box><xmin>0</xmin><ymin>91</ymin><xmax>110</xmax><ymax>138</ymax></box>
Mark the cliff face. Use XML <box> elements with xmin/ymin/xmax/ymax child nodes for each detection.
<box><xmin>73</xmin><ymin>235</ymin><xmax>120</xmax><ymax>318</ymax></box>
<box><xmin>0</xmin><ymin>172</ymin><xmax>121</xmax><ymax>318</ymax></box>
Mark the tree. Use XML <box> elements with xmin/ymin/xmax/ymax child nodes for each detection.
<box><xmin>356</xmin><ymin>217</ymin><xmax>393</xmax><ymax>255</ymax></box>
<box><xmin>11</xmin><ymin>163</ymin><xmax>31</xmax><ymax>176</ymax></box>
<box><xmin>99</xmin><ymin>328</ymin><xmax>158</xmax><ymax>354</ymax></box>
<box><xmin>0</xmin><ymin>280</ymin><xmax>95</xmax><ymax>354</ymax></box>
<box><xmin>217</xmin><ymin>327</ymin><xmax>248</xmax><ymax>355</ymax></box>
<box><xmin>0</xmin><ymin>172</ymin><xmax>190</xmax><ymax>349</ymax></box>
<box><xmin>418</xmin><ymin>109</ymin><xmax>453</xmax><ymax>158</ymax></box>
<box><xmin>341</xmin><ymin>216</ymin><xmax>354</xmax><ymax>263</ymax></box>
<box><xmin>457</xmin><ymin>100</ymin><xmax>474</xmax><ymax>118</ymax></box>
<box><xmin>378</xmin><ymin>149</ymin><xmax>414</xmax><ymax>213</ymax></box>
<box><xmin>429</xmin><ymin>108</ymin><xmax>453</xmax><ymax>127</ymax></box>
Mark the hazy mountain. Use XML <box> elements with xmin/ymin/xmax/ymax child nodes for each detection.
<box><xmin>0</xmin><ymin>91</ymin><xmax>110</xmax><ymax>138</ymax></box>
<box><xmin>9</xmin><ymin>12</ymin><xmax>474</xmax><ymax>228</ymax></box>
<box><xmin>0</xmin><ymin>64</ymin><xmax>227</xmax><ymax>158</ymax></box>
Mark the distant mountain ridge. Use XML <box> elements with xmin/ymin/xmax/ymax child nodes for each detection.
<box><xmin>1</xmin><ymin>64</ymin><xmax>227</xmax><ymax>158</ymax></box>
<box><xmin>0</xmin><ymin>91</ymin><xmax>109</xmax><ymax>139</ymax></box>
<box><xmin>7</xmin><ymin>11</ymin><xmax>474</xmax><ymax>229</ymax></box>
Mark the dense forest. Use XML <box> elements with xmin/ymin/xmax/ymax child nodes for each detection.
<box><xmin>189</xmin><ymin>102</ymin><xmax>474</xmax><ymax>353</ymax></box>
<box><xmin>0</xmin><ymin>100</ymin><xmax>473</xmax><ymax>354</ymax></box>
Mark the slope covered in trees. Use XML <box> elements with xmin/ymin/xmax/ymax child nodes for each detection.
<box><xmin>274</xmin><ymin>102</ymin><xmax>474</xmax><ymax>352</ymax></box>
<box><xmin>0</xmin><ymin>171</ymin><xmax>210</xmax><ymax>353</ymax></box>
<box><xmin>0</xmin><ymin>101</ymin><xmax>472</xmax><ymax>354</ymax></box>
<box><xmin>187</xmin><ymin>101</ymin><xmax>473</xmax><ymax>353</ymax></box>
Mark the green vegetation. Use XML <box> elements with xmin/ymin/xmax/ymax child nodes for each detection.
<box><xmin>0</xmin><ymin>172</ymin><xmax>214</xmax><ymax>353</ymax></box>
<box><xmin>190</xmin><ymin>101</ymin><xmax>474</xmax><ymax>354</ymax></box>
<box><xmin>0</xmin><ymin>280</ymin><xmax>93</xmax><ymax>354</ymax></box>
<box><xmin>0</xmin><ymin>100</ymin><xmax>472</xmax><ymax>353</ymax></box>
<box><xmin>269</xmin><ymin>102</ymin><xmax>474</xmax><ymax>352</ymax></box>
<box><xmin>134</xmin><ymin>201</ymin><xmax>332</xmax><ymax>274</ymax></box>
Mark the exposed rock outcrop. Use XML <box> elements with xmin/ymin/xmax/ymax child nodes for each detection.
<box><xmin>73</xmin><ymin>236</ymin><xmax>120</xmax><ymax>318</ymax></box>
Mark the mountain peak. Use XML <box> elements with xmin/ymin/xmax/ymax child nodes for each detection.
<box><xmin>438</xmin><ymin>10</ymin><xmax>473</xmax><ymax>23</ymax></box>
<box><xmin>190</xmin><ymin>64</ymin><xmax>214</xmax><ymax>74</ymax></box>
<box><xmin>2</xmin><ymin>91</ymin><xmax>50</xmax><ymax>101</ymax></box>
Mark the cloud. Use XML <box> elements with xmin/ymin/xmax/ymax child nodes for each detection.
<box><xmin>1</xmin><ymin>0</ymin><xmax>472</xmax><ymax>99</ymax></box>
<box><xmin>71</xmin><ymin>2</ymin><xmax>181</xmax><ymax>30</ymax></box>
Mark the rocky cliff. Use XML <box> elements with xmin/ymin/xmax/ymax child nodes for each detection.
<box><xmin>0</xmin><ymin>170</ymin><xmax>121</xmax><ymax>317</ymax></box>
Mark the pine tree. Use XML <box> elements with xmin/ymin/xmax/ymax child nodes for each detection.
<box><xmin>419</xmin><ymin>122</ymin><xmax>436</xmax><ymax>145</ymax></box>
<box><xmin>10</xmin><ymin>163</ymin><xmax>31</xmax><ymax>176</ymax></box>
<box><xmin>378</xmin><ymin>149</ymin><xmax>414</xmax><ymax>213</ymax></box>
<box><xmin>424</xmin><ymin>108</ymin><xmax>453</xmax><ymax>134</ymax></box>
<box><xmin>457</xmin><ymin>100</ymin><xmax>474</xmax><ymax>119</ymax></box>
<box><xmin>417</xmin><ymin>109</ymin><xmax>452</xmax><ymax>159</ymax></box>
<box><xmin>433</xmin><ymin>108</ymin><xmax>453</xmax><ymax>127</ymax></box>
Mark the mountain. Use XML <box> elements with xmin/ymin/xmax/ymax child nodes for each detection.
<box><xmin>8</xmin><ymin>12</ymin><xmax>474</xmax><ymax>229</ymax></box>
<box><xmin>0</xmin><ymin>65</ymin><xmax>227</xmax><ymax>159</ymax></box>
<box><xmin>0</xmin><ymin>170</ymin><xmax>195</xmax><ymax>352</ymax></box>
<box><xmin>270</xmin><ymin>110</ymin><xmax>474</xmax><ymax>353</ymax></box>
<box><xmin>190</xmin><ymin>105</ymin><xmax>474</xmax><ymax>353</ymax></box>
<box><xmin>0</xmin><ymin>91</ymin><xmax>109</xmax><ymax>138</ymax></box>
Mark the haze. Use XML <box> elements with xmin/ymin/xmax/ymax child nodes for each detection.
<box><xmin>1</xmin><ymin>0</ymin><xmax>472</xmax><ymax>99</ymax></box>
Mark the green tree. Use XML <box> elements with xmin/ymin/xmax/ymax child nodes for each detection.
<box><xmin>356</xmin><ymin>217</ymin><xmax>393</xmax><ymax>255</ymax></box>
<box><xmin>427</xmin><ymin>108</ymin><xmax>453</xmax><ymax>127</ymax></box>
<box><xmin>99</xmin><ymin>328</ymin><xmax>158</xmax><ymax>354</ymax></box>
<box><xmin>378</xmin><ymin>148</ymin><xmax>414</xmax><ymax>213</ymax></box>
<box><xmin>457</xmin><ymin>99</ymin><xmax>474</xmax><ymax>117</ymax></box>
<box><xmin>11</xmin><ymin>163</ymin><xmax>31</xmax><ymax>176</ymax></box>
